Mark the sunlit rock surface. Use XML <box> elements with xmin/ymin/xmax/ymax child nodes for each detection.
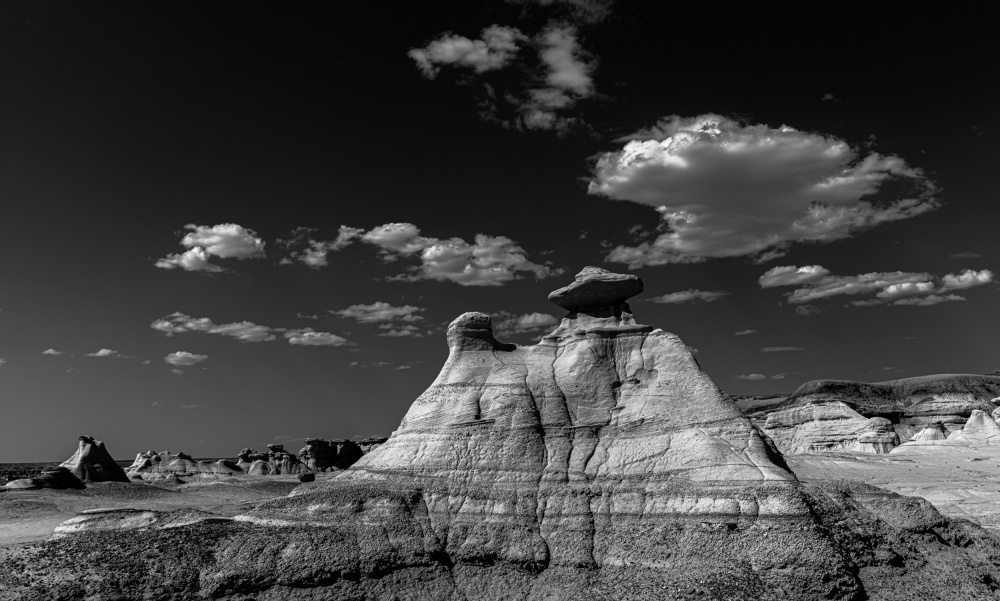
<box><xmin>59</xmin><ymin>436</ymin><xmax>129</xmax><ymax>483</ymax></box>
<box><xmin>127</xmin><ymin>451</ymin><xmax>242</xmax><ymax>481</ymax></box>
<box><xmin>762</xmin><ymin>401</ymin><xmax>898</xmax><ymax>454</ymax></box>
<box><xmin>3</xmin><ymin>466</ymin><xmax>85</xmax><ymax>490</ymax></box>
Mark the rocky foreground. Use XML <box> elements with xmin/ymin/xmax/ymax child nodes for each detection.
<box><xmin>4</xmin><ymin>267</ymin><xmax>1000</xmax><ymax>600</ymax></box>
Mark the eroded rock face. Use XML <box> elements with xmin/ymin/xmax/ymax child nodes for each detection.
<box><xmin>912</xmin><ymin>422</ymin><xmax>949</xmax><ymax>442</ymax></box>
<box><xmin>59</xmin><ymin>436</ymin><xmax>129</xmax><ymax>483</ymax></box>
<box><xmin>3</xmin><ymin>466</ymin><xmax>85</xmax><ymax>490</ymax></box>
<box><xmin>236</xmin><ymin>446</ymin><xmax>312</xmax><ymax>475</ymax></box>
<box><xmin>127</xmin><ymin>451</ymin><xmax>242</xmax><ymax>481</ymax></box>
<box><xmin>297</xmin><ymin>438</ymin><xmax>363</xmax><ymax>471</ymax></box>
<box><xmin>763</xmin><ymin>401</ymin><xmax>881</xmax><ymax>454</ymax></box>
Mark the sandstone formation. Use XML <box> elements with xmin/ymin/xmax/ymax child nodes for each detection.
<box><xmin>762</xmin><ymin>401</ymin><xmax>898</xmax><ymax>454</ymax></box>
<box><xmin>3</xmin><ymin>466</ymin><xmax>85</xmax><ymax>490</ymax></box>
<box><xmin>780</xmin><ymin>375</ymin><xmax>1000</xmax><ymax>441</ymax></box>
<box><xmin>297</xmin><ymin>438</ymin><xmax>363</xmax><ymax>471</ymax></box>
<box><xmin>912</xmin><ymin>422</ymin><xmax>949</xmax><ymax>442</ymax></box>
<box><xmin>236</xmin><ymin>444</ymin><xmax>312</xmax><ymax>475</ymax></box>
<box><xmin>13</xmin><ymin>267</ymin><xmax>1000</xmax><ymax>600</ymax></box>
<box><xmin>58</xmin><ymin>436</ymin><xmax>129</xmax><ymax>483</ymax></box>
<box><xmin>127</xmin><ymin>451</ymin><xmax>242</xmax><ymax>481</ymax></box>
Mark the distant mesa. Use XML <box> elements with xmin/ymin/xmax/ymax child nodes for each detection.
<box><xmin>60</xmin><ymin>435</ymin><xmax>130</xmax><ymax>483</ymax></box>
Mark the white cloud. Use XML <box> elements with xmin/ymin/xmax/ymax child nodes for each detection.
<box><xmin>164</xmin><ymin>351</ymin><xmax>208</xmax><ymax>367</ymax></box>
<box><xmin>409</xmin><ymin>25</ymin><xmax>526</xmax><ymax>77</ymax></box>
<box><xmin>85</xmin><ymin>348</ymin><xmax>126</xmax><ymax>358</ymax></box>
<box><xmin>735</xmin><ymin>374</ymin><xmax>766</xmax><ymax>380</ymax></box>
<box><xmin>771</xmin><ymin>373</ymin><xmax>787</xmax><ymax>380</ymax></box>
<box><xmin>0</xmin><ymin>358</ymin><xmax>5</xmax><ymax>367</ymax></box>
<box><xmin>734</xmin><ymin>329</ymin><xmax>757</xmax><ymax>336</ymax></box>
<box><xmin>284</xmin><ymin>223</ymin><xmax>556</xmax><ymax>286</ymax></box>
<box><xmin>377</xmin><ymin>324</ymin><xmax>423</xmax><ymax>338</ymax></box>
<box><xmin>335</xmin><ymin>302</ymin><xmax>424</xmax><ymax>323</ymax></box>
<box><xmin>590</xmin><ymin>115</ymin><xmax>938</xmax><ymax>267</ymax></box>
<box><xmin>156</xmin><ymin>223</ymin><xmax>265</xmax><ymax>272</ymax></box>
<box><xmin>758</xmin><ymin>265</ymin><xmax>831</xmax><ymax>288</ymax></box>
<box><xmin>42</xmin><ymin>348</ymin><xmax>63</xmax><ymax>355</ymax></box>
<box><xmin>151</xmin><ymin>313</ymin><xmax>348</xmax><ymax>346</ymax></box>
<box><xmin>284</xmin><ymin>329</ymin><xmax>349</xmax><ymax>346</ymax></box>
<box><xmin>518</xmin><ymin>26</ymin><xmax>594</xmax><ymax>131</ymax></box>
<box><xmin>647</xmin><ymin>289</ymin><xmax>728</xmax><ymax>304</ymax></box>
<box><xmin>288</xmin><ymin>226</ymin><xmax>364</xmax><ymax>268</ymax></box>
<box><xmin>761</xmin><ymin>265</ymin><xmax>992</xmax><ymax>307</ymax></box>
<box><xmin>941</xmin><ymin>269</ymin><xmax>993</xmax><ymax>291</ymax></box>
<box><xmin>761</xmin><ymin>347</ymin><xmax>804</xmax><ymax>352</ymax></box>
<box><xmin>949</xmin><ymin>251</ymin><xmax>981</xmax><ymax>259</ymax></box>
<box><xmin>493</xmin><ymin>312</ymin><xmax>560</xmax><ymax>337</ymax></box>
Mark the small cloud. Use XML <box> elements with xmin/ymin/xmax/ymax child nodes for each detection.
<box><xmin>349</xmin><ymin>360</ymin><xmax>393</xmax><ymax>368</ymax></box>
<box><xmin>941</xmin><ymin>268</ymin><xmax>993</xmax><ymax>291</ymax></box>
<box><xmin>891</xmin><ymin>294</ymin><xmax>965</xmax><ymax>306</ymax></box>
<box><xmin>335</xmin><ymin>302</ymin><xmax>425</xmax><ymax>323</ymax></box>
<box><xmin>171</xmin><ymin>369</ymin><xmax>184</xmax><ymax>376</ymax></box>
<box><xmin>761</xmin><ymin>346</ymin><xmax>804</xmax><ymax>352</ymax></box>
<box><xmin>795</xmin><ymin>304</ymin><xmax>822</xmax><ymax>317</ymax></box>
<box><xmin>284</xmin><ymin>329</ymin><xmax>349</xmax><ymax>346</ymax></box>
<box><xmin>759</xmin><ymin>266</ymin><xmax>831</xmax><ymax>289</ymax></box>
<box><xmin>821</xmin><ymin>92</ymin><xmax>838</xmax><ymax>101</ymax></box>
<box><xmin>395</xmin><ymin>365</ymin><xmax>413</xmax><ymax>370</ymax></box>
<box><xmin>42</xmin><ymin>348</ymin><xmax>63</xmax><ymax>355</ymax></box>
<box><xmin>164</xmin><ymin>351</ymin><xmax>208</xmax><ymax>367</ymax></box>
<box><xmin>882</xmin><ymin>366</ymin><xmax>894</xmax><ymax>371</ymax></box>
<box><xmin>156</xmin><ymin>223</ymin><xmax>266</xmax><ymax>273</ymax></box>
<box><xmin>150</xmin><ymin>401</ymin><xmax>165</xmax><ymax>406</ymax></box>
<box><xmin>949</xmin><ymin>251</ymin><xmax>982</xmax><ymax>259</ymax></box>
<box><xmin>770</xmin><ymin>373</ymin><xmax>788</xmax><ymax>380</ymax></box>
<box><xmin>647</xmin><ymin>290</ymin><xmax>728</xmax><ymax>304</ymax></box>
<box><xmin>377</xmin><ymin>324</ymin><xmax>423</xmax><ymax>338</ymax></box>
<box><xmin>85</xmin><ymin>348</ymin><xmax>127</xmax><ymax>358</ymax></box>
<box><xmin>179</xmin><ymin>404</ymin><xmax>202</xmax><ymax>409</ymax></box>
<box><xmin>734</xmin><ymin>329</ymin><xmax>757</xmax><ymax>336</ymax></box>
<box><xmin>0</xmin><ymin>358</ymin><xmax>5</xmax><ymax>367</ymax></box>
<box><xmin>735</xmin><ymin>374</ymin><xmax>766</xmax><ymax>380</ymax></box>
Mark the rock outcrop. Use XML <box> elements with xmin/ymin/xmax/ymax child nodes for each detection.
<box><xmin>912</xmin><ymin>421</ymin><xmax>949</xmax><ymax>442</ymax></box>
<box><xmin>3</xmin><ymin>466</ymin><xmax>85</xmax><ymax>490</ymax></box>
<box><xmin>126</xmin><ymin>451</ymin><xmax>242</xmax><ymax>481</ymax></box>
<box><xmin>356</xmin><ymin>436</ymin><xmax>388</xmax><ymax>454</ymax></box>
<box><xmin>16</xmin><ymin>267</ymin><xmax>1000</xmax><ymax>600</ymax></box>
<box><xmin>235</xmin><ymin>445</ymin><xmax>313</xmax><ymax>475</ymax></box>
<box><xmin>58</xmin><ymin>436</ymin><xmax>129</xmax><ymax>483</ymax></box>
<box><xmin>762</xmin><ymin>401</ymin><xmax>898</xmax><ymax>454</ymax></box>
<box><xmin>780</xmin><ymin>375</ymin><xmax>1000</xmax><ymax>441</ymax></box>
<box><xmin>297</xmin><ymin>438</ymin><xmax>363</xmax><ymax>471</ymax></box>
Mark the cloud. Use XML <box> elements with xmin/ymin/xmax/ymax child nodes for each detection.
<box><xmin>164</xmin><ymin>351</ymin><xmax>208</xmax><ymax>367</ymax></box>
<box><xmin>941</xmin><ymin>268</ymin><xmax>994</xmax><ymax>291</ymax></box>
<box><xmin>0</xmin><ymin>358</ymin><xmax>5</xmax><ymax>367</ymax></box>
<box><xmin>409</xmin><ymin>25</ymin><xmax>596</xmax><ymax>132</ymax></box>
<box><xmin>170</xmin><ymin>369</ymin><xmax>184</xmax><ymax>376</ymax></box>
<box><xmin>85</xmin><ymin>348</ymin><xmax>127</xmax><ymax>358</ymax></box>
<box><xmin>761</xmin><ymin>347</ymin><xmax>804</xmax><ymax>352</ymax></box>
<box><xmin>493</xmin><ymin>312</ymin><xmax>560</xmax><ymax>337</ymax></box>
<box><xmin>770</xmin><ymin>373</ymin><xmax>788</xmax><ymax>380</ymax></box>
<box><xmin>284</xmin><ymin>329</ymin><xmax>349</xmax><ymax>346</ymax></box>
<box><xmin>377</xmin><ymin>324</ymin><xmax>423</xmax><ymax>338</ymax></box>
<box><xmin>758</xmin><ymin>265</ymin><xmax>831</xmax><ymax>288</ymax></box>
<box><xmin>734</xmin><ymin>329</ymin><xmax>757</xmax><ymax>336</ymax></box>
<box><xmin>590</xmin><ymin>115</ymin><xmax>938</xmax><ymax>267</ymax></box>
<box><xmin>156</xmin><ymin>223</ymin><xmax>265</xmax><ymax>272</ymax></box>
<box><xmin>42</xmin><ymin>348</ymin><xmax>63</xmax><ymax>355</ymax></box>
<box><xmin>949</xmin><ymin>251</ymin><xmax>982</xmax><ymax>259</ymax></box>
<box><xmin>179</xmin><ymin>404</ymin><xmax>202</xmax><ymax>409</ymax></box>
<box><xmin>760</xmin><ymin>265</ymin><xmax>992</xmax><ymax>307</ymax></box>
<box><xmin>303</xmin><ymin>223</ymin><xmax>557</xmax><ymax>286</ymax></box>
<box><xmin>409</xmin><ymin>25</ymin><xmax>526</xmax><ymax>77</ymax></box>
<box><xmin>735</xmin><ymin>374</ymin><xmax>766</xmax><ymax>380</ymax></box>
<box><xmin>151</xmin><ymin>313</ymin><xmax>348</xmax><ymax>347</ymax></box>
<box><xmin>795</xmin><ymin>305</ymin><xmax>822</xmax><ymax>317</ymax></box>
<box><xmin>281</xmin><ymin>226</ymin><xmax>364</xmax><ymax>268</ymax></box>
<box><xmin>647</xmin><ymin>290</ymin><xmax>728</xmax><ymax>304</ymax></box>
<box><xmin>335</xmin><ymin>302</ymin><xmax>424</xmax><ymax>323</ymax></box>
<box><xmin>349</xmin><ymin>360</ymin><xmax>392</xmax><ymax>368</ymax></box>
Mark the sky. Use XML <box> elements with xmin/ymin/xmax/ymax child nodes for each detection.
<box><xmin>0</xmin><ymin>2</ymin><xmax>996</xmax><ymax>462</ymax></box>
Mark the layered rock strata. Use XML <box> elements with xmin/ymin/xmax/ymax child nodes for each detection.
<box><xmin>59</xmin><ymin>436</ymin><xmax>129</xmax><ymax>483</ymax></box>
<box><xmin>763</xmin><ymin>401</ymin><xmax>898</xmax><ymax>454</ymax></box>
<box><xmin>3</xmin><ymin>466</ymin><xmax>85</xmax><ymax>490</ymax></box>
<box><xmin>127</xmin><ymin>451</ymin><xmax>242</xmax><ymax>481</ymax></box>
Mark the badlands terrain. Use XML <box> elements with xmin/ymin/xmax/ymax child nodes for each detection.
<box><xmin>3</xmin><ymin>267</ymin><xmax>1000</xmax><ymax>600</ymax></box>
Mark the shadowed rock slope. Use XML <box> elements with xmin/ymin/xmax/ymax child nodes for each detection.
<box><xmin>8</xmin><ymin>267</ymin><xmax>1000</xmax><ymax>601</ymax></box>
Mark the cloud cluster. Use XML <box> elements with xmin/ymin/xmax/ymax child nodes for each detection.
<box><xmin>156</xmin><ymin>224</ymin><xmax>266</xmax><ymax>272</ymax></box>
<box><xmin>493</xmin><ymin>312</ymin><xmax>560</xmax><ymax>337</ymax></box>
<box><xmin>647</xmin><ymin>289</ymin><xmax>728</xmax><ymax>304</ymax></box>
<box><xmin>151</xmin><ymin>313</ymin><xmax>348</xmax><ymax>347</ymax></box>
<box><xmin>735</xmin><ymin>373</ymin><xmax>787</xmax><ymax>380</ymax></box>
<box><xmin>760</xmin><ymin>266</ymin><xmax>993</xmax><ymax>308</ymax></box>
<box><xmin>164</xmin><ymin>351</ymin><xmax>208</xmax><ymax>367</ymax></box>
<box><xmin>734</xmin><ymin>329</ymin><xmax>757</xmax><ymax>336</ymax></box>
<box><xmin>410</xmin><ymin>24</ymin><xmax>596</xmax><ymax>131</ymax></box>
<box><xmin>287</xmin><ymin>223</ymin><xmax>557</xmax><ymax>286</ymax></box>
<box><xmin>589</xmin><ymin>115</ymin><xmax>938</xmax><ymax>267</ymax></box>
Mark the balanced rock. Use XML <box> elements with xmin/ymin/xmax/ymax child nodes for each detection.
<box><xmin>59</xmin><ymin>435</ymin><xmax>129</xmax><ymax>483</ymax></box>
<box><xmin>547</xmin><ymin>266</ymin><xmax>643</xmax><ymax>312</ymax></box>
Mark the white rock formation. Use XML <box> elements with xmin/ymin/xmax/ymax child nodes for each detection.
<box><xmin>762</xmin><ymin>402</ymin><xmax>897</xmax><ymax>454</ymax></box>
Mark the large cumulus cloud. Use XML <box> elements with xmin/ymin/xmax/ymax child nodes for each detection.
<box><xmin>590</xmin><ymin>115</ymin><xmax>938</xmax><ymax>267</ymax></box>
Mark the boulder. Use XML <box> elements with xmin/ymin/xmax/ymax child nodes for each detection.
<box><xmin>59</xmin><ymin>435</ymin><xmax>129</xmax><ymax>483</ymax></box>
<box><xmin>3</xmin><ymin>466</ymin><xmax>85</xmax><ymax>490</ymax></box>
<box><xmin>297</xmin><ymin>472</ymin><xmax>315</xmax><ymax>483</ymax></box>
<box><xmin>547</xmin><ymin>266</ymin><xmax>643</xmax><ymax>312</ymax></box>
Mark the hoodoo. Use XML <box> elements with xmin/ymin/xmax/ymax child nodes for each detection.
<box><xmin>59</xmin><ymin>436</ymin><xmax>129</xmax><ymax>483</ymax></box>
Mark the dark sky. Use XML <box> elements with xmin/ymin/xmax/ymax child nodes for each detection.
<box><xmin>0</xmin><ymin>1</ymin><xmax>996</xmax><ymax>462</ymax></box>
